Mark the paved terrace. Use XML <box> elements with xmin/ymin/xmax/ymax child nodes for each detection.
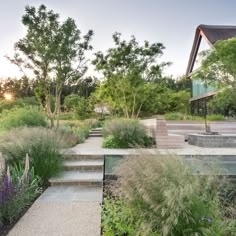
<box><xmin>64</xmin><ymin>136</ymin><xmax>236</xmax><ymax>158</ymax></box>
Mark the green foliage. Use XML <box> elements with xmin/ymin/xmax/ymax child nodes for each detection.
<box><xmin>208</xmin><ymin>88</ymin><xmax>236</xmax><ymax>117</ymax></box>
<box><xmin>58</xmin><ymin>120</ymin><xmax>95</xmax><ymax>144</ymax></box>
<box><xmin>154</xmin><ymin>75</ymin><xmax>191</xmax><ymax>93</ymax></box>
<box><xmin>0</xmin><ymin>127</ymin><xmax>65</xmax><ymax>186</ymax></box>
<box><xmin>59</xmin><ymin>113</ymin><xmax>75</xmax><ymax>120</ymax></box>
<box><xmin>164</xmin><ymin>112</ymin><xmax>202</xmax><ymax>120</ymax></box>
<box><xmin>64</xmin><ymin>95</ymin><xmax>94</xmax><ymax>120</ymax></box>
<box><xmin>103</xmin><ymin>119</ymin><xmax>152</xmax><ymax>148</ymax></box>
<box><xmin>102</xmin><ymin>136</ymin><xmax>119</xmax><ymax>148</ymax></box>
<box><xmin>102</xmin><ymin>196</ymin><xmax>143</xmax><ymax>236</ymax></box>
<box><xmin>0</xmin><ymin>97</ymin><xmax>38</xmax><ymax>113</ymax></box>
<box><xmin>111</xmin><ymin>154</ymin><xmax>235</xmax><ymax>235</ymax></box>
<box><xmin>10</xmin><ymin>4</ymin><xmax>93</xmax><ymax>128</ymax></box>
<box><xmin>0</xmin><ymin>107</ymin><xmax>47</xmax><ymax>131</ymax></box>
<box><xmin>197</xmin><ymin>37</ymin><xmax>236</xmax><ymax>89</ymax></box>
<box><xmin>164</xmin><ymin>112</ymin><xmax>225</xmax><ymax>121</ymax></box>
<box><xmin>93</xmin><ymin>33</ymin><xmax>170</xmax><ymax>118</ymax></box>
<box><xmin>74</xmin><ymin>97</ymin><xmax>93</xmax><ymax>120</ymax></box>
<box><xmin>207</xmin><ymin>114</ymin><xmax>225</xmax><ymax>121</ymax></box>
<box><xmin>0</xmin><ymin>76</ymin><xmax>36</xmax><ymax>99</ymax></box>
<box><xmin>57</xmin><ymin>125</ymin><xmax>80</xmax><ymax>145</ymax></box>
<box><xmin>0</xmin><ymin>164</ymin><xmax>41</xmax><ymax>224</ymax></box>
<box><xmin>141</xmin><ymin>84</ymin><xmax>190</xmax><ymax>115</ymax></box>
<box><xmin>64</xmin><ymin>95</ymin><xmax>81</xmax><ymax>111</ymax></box>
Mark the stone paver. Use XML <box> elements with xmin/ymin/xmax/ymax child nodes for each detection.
<box><xmin>38</xmin><ymin>186</ymin><xmax>103</xmax><ymax>203</ymax></box>
<box><xmin>64</xmin><ymin>137</ymin><xmax>236</xmax><ymax>158</ymax></box>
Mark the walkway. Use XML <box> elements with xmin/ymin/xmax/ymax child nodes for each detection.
<box><xmin>8</xmin><ymin>137</ymin><xmax>104</xmax><ymax>236</ymax></box>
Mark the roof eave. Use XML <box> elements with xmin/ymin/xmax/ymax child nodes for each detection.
<box><xmin>186</xmin><ymin>26</ymin><xmax>213</xmax><ymax>78</ymax></box>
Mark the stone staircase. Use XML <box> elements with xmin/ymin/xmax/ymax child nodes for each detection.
<box><xmin>49</xmin><ymin>154</ymin><xmax>104</xmax><ymax>187</ymax></box>
<box><xmin>89</xmin><ymin>128</ymin><xmax>102</xmax><ymax>137</ymax></box>
<box><xmin>47</xmin><ymin>154</ymin><xmax>104</xmax><ymax>202</ymax></box>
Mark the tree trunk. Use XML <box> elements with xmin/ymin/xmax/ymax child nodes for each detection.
<box><xmin>50</xmin><ymin>117</ymin><xmax>55</xmax><ymax>128</ymax></box>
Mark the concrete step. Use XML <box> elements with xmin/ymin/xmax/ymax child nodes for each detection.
<box><xmin>64</xmin><ymin>160</ymin><xmax>104</xmax><ymax>171</ymax></box>
<box><xmin>89</xmin><ymin>133</ymin><xmax>102</xmax><ymax>137</ymax></box>
<box><xmin>90</xmin><ymin>130</ymin><xmax>102</xmax><ymax>133</ymax></box>
<box><xmin>91</xmin><ymin>128</ymin><xmax>102</xmax><ymax>131</ymax></box>
<box><xmin>38</xmin><ymin>186</ymin><xmax>103</xmax><ymax>203</ymax></box>
<box><xmin>89</xmin><ymin>132</ymin><xmax>102</xmax><ymax>135</ymax></box>
<box><xmin>49</xmin><ymin>171</ymin><xmax>103</xmax><ymax>187</ymax></box>
<box><xmin>64</xmin><ymin>154</ymin><xmax>104</xmax><ymax>161</ymax></box>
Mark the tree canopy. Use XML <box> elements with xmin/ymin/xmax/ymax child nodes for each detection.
<box><xmin>93</xmin><ymin>33</ymin><xmax>171</xmax><ymax>118</ymax></box>
<box><xmin>9</xmin><ymin>4</ymin><xmax>93</xmax><ymax>127</ymax></box>
<box><xmin>196</xmin><ymin>37</ymin><xmax>236</xmax><ymax>89</ymax></box>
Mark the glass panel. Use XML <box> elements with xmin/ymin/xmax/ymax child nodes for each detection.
<box><xmin>192</xmin><ymin>80</ymin><xmax>216</xmax><ymax>97</ymax></box>
<box><xmin>104</xmin><ymin>155</ymin><xmax>124</xmax><ymax>175</ymax></box>
<box><xmin>187</xmin><ymin>159</ymin><xmax>236</xmax><ymax>175</ymax></box>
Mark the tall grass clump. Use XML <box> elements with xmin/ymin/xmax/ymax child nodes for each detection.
<box><xmin>102</xmin><ymin>153</ymin><xmax>236</xmax><ymax>235</ymax></box>
<box><xmin>58</xmin><ymin>119</ymin><xmax>96</xmax><ymax>144</ymax></box>
<box><xmin>103</xmin><ymin>119</ymin><xmax>152</xmax><ymax>148</ymax></box>
<box><xmin>0</xmin><ymin>107</ymin><xmax>47</xmax><ymax>131</ymax></box>
<box><xmin>0</xmin><ymin>127</ymin><xmax>65</xmax><ymax>186</ymax></box>
<box><xmin>207</xmin><ymin>114</ymin><xmax>225</xmax><ymax>121</ymax></box>
<box><xmin>0</xmin><ymin>154</ymin><xmax>41</xmax><ymax>229</ymax></box>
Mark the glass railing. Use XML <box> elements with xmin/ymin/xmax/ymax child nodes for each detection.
<box><xmin>104</xmin><ymin>155</ymin><xmax>236</xmax><ymax>179</ymax></box>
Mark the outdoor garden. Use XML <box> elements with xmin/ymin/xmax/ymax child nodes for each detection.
<box><xmin>1</xmin><ymin>4</ymin><xmax>236</xmax><ymax>236</ymax></box>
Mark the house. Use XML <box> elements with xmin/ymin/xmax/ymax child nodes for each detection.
<box><xmin>186</xmin><ymin>24</ymin><xmax>236</xmax><ymax>115</ymax></box>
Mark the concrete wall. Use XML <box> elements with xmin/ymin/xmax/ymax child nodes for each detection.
<box><xmin>188</xmin><ymin>134</ymin><xmax>236</xmax><ymax>148</ymax></box>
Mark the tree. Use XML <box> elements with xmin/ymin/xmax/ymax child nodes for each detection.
<box><xmin>93</xmin><ymin>33</ymin><xmax>169</xmax><ymax>118</ymax></box>
<box><xmin>9</xmin><ymin>5</ymin><xmax>93</xmax><ymax>127</ymax></box>
<box><xmin>208</xmin><ymin>88</ymin><xmax>236</xmax><ymax>116</ymax></box>
<box><xmin>196</xmin><ymin>37</ymin><xmax>236</xmax><ymax>89</ymax></box>
<box><xmin>140</xmin><ymin>83</ymin><xmax>190</xmax><ymax>115</ymax></box>
<box><xmin>0</xmin><ymin>77</ymin><xmax>36</xmax><ymax>98</ymax></box>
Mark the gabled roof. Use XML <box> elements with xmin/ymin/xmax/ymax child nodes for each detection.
<box><xmin>186</xmin><ymin>24</ymin><xmax>236</xmax><ymax>78</ymax></box>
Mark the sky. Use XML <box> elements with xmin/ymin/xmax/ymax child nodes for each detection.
<box><xmin>1</xmin><ymin>0</ymin><xmax>236</xmax><ymax>79</ymax></box>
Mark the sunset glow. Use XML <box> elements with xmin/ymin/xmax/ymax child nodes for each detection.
<box><xmin>3</xmin><ymin>93</ymin><xmax>13</xmax><ymax>101</ymax></box>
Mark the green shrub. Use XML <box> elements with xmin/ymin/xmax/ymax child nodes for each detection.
<box><xmin>59</xmin><ymin>113</ymin><xmax>75</xmax><ymax>120</ymax></box>
<box><xmin>0</xmin><ymin>97</ymin><xmax>39</xmax><ymax>113</ymax></box>
<box><xmin>164</xmin><ymin>112</ymin><xmax>225</xmax><ymax>121</ymax></box>
<box><xmin>103</xmin><ymin>119</ymin><xmax>151</xmax><ymax>148</ymax></box>
<box><xmin>164</xmin><ymin>112</ymin><xmax>203</xmax><ymax>121</ymax></box>
<box><xmin>102</xmin><ymin>196</ymin><xmax>141</xmax><ymax>236</ymax></box>
<box><xmin>109</xmin><ymin>153</ymin><xmax>235</xmax><ymax>235</ymax></box>
<box><xmin>75</xmin><ymin>126</ymin><xmax>90</xmax><ymax>143</ymax></box>
<box><xmin>57</xmin><ymin>125</ymin><xmax>80</xmax><ymax>146</ymax></box>
<box><xmin>58</xmin><ymin>121</ymin><xmax>92</xmax><ymax>144</ymax></box>
<box><xmin>0</xmin><ymin>107</ymin><xmax>47</xmax><ymax>131</ymax></box>
<box><xmin>0</xmin><ymin>127</ymin><xmax>65</xmax><ymax>186</ymax></box>
<box><xmin>103</xmin><ymin>135</ymin><xmax>118</xmax><ymax>148</ymax></box>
